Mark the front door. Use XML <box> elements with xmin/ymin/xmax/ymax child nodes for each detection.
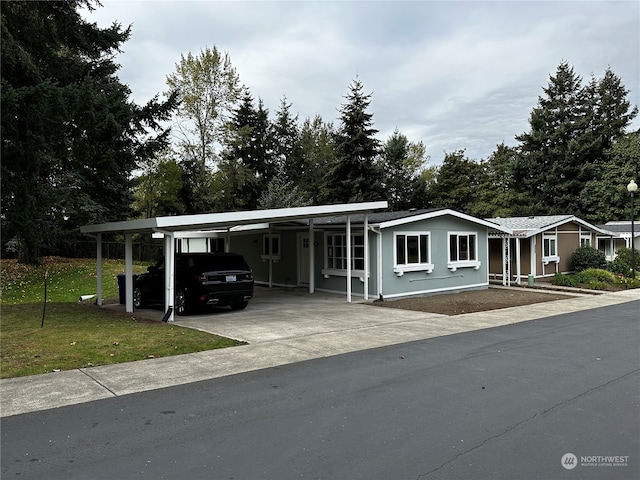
<box><xmin>298</xmin><ymin>234</ymin><xmax>310</xmax><ymax>285</ymax></box>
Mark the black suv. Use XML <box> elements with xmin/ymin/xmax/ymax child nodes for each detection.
<box><xmin>133</xmin><ymin>253</ymin><xmax>254</xmax><ymax>315</ymax></box>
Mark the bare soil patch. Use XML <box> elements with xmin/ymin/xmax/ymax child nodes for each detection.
<box><xmin>372</xmin><ymin>287</ymin><xmax>575</xmax><ymax>316</ymax></box>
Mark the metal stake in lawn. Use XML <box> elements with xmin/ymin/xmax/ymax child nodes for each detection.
<box><xmin>41</xmin><ymin>269</ymin><xmax>49</xmax><ymax>328</ymax></box>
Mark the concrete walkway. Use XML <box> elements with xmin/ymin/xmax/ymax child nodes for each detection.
<box><xmin>1</xmin><ymin>287</ymin><xmax>638</xmax><ymax>418</ymax></box>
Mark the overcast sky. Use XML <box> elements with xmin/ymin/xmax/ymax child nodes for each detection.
<box><xmin>82</xmin><ymin>0</ymin><xmax>640</xmax><ymax>164</ymax></box>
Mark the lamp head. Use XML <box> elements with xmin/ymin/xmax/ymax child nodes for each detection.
<box><xmin>628</xmin><ymin>180</ymin><xmax>638</xmax><ymax>193</ymax></box>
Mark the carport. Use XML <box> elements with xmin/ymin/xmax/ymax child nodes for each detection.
<box><xmin>80</xmin><ymin>202</ymin><xmax>388</xmax><ymax>322</ymax></box>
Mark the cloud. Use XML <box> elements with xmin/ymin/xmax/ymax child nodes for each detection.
<box><xmin>83</xmin><ymin>0</ymin><xmax>640</xmax><ymax>163</ymax></box>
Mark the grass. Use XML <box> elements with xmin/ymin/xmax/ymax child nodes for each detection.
<box><xmin>0</xmin><ymin>257</ymin><xmax>245</xmax><ymax>379</ymax></box>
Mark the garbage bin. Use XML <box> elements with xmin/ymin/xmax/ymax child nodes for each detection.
<box><xmin>527</xmin><ymin>274</ymin><xmax>534</xmax><ymax>287</ymax></box>
<box><xmin>116</xmin><ymin>274</ymin><xmax>138</xmax><ymax>305</ymax></box>
<box><xmin>117</xmin><ymin>274</ymin><xmax>126</xmax><ymax>304</ymax></box>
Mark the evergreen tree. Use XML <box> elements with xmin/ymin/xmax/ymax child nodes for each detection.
<box><xmin>430</xmin><ymin>150</ymin><xmax>484</xmax><ymax>213</ymax></box>
<box><xmin>380</xmin><ymin>129</ymin><xmax>428</xmax><ymax>210</ymax></box>
<box><xmin>133</xmin><ymin>149</ymin><xmax>185</xmax><ymax>218</ymax></box>
<box><xmin>272</xmin><ymin>96</ymin><xmax>301</xmax><ymax>182</ymax></box>
<box><xmin>515</xmin><ymin>62</ymin><xmax>585</xmax><ymax>215</ymax></box>
<box><xmin>1</xmin><ymin>0</ymin><xmax>175</xmax><ymax>262</ymax></box>
<box><xmin>471</xmin><ymin>143</ymin><xmax>528</xmax><ymax>218</ymax></box>
<box><xmin>217</xmin><ymin>89</ymin><xmax>274</xmax><ymax>210</ymax></box>
<box><xmin>514</xmin><ymin>62</ymin><xmax>637</xmax><ymax>216</ymax></box>
<box><xmin>579</xmin><ymin>130</ymin><xmax>640</xmax><ymax>223</ymax></box>
<box><xmin>324</xmin><ymin>77</ymin><xmax>382</xmax><ymax>203</ymax></box>
<box><xmin>297</xmin><ymin>115</ymin><xmax>336</xmax><ymax>204</ymax></box>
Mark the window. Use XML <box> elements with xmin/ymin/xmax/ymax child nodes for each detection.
<box><xmin>542</xmin><ymin>234</ymin><xmax>559</xmax><ymax>263</ymax></box>
<box><xmin>324</xmin><ymin>233</ymin><xmax>365</xmax><ymax>274</ymax></box>
<box><xmin>394</xmin><ymin>232</ymin><xmax>433</xmax><ymax>275</ymax></box>
<box><xmin>580</xmin><ymin>235</ymin><xmax>591</xmax><ymax>248</ymax></box>
<box><xmin>448</xmin><ymin>232</ymin><xmax>480</xmax><ymax>270</ymax></box>
<box><xmin>262</xmin><ymin>234</ymin><xmax>280</xmax><ymax>260</ymax></box>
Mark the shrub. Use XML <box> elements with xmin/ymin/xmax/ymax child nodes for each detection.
<box><xmin>570</xmin><ymin>246</ymin><xmax>606</xmax><ymax>272</ymax></box>
<box><xmin>575</xmin><ymin>268</ymin><xmax>616</xmax><ymax>284</ymax></box>
<box><xmin>613</xmin><ymin>275</ymin><xmax>640</xmax><ymax>289</ymax></box>
<box><xmin>606</xmin><ymin>247</ymin><xmax>638</xmax><ymax>278</ymax></box>
<box><xmin>552</xmin><ymin>273</ymin><xmax>577</xmax><ymax>287</ymax></box>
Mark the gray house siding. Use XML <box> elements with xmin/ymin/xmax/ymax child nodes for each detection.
<box><xmin>213</xmin><ymin>211</ymin><xmax>496</xmax><ymax>300</ymax></box>
<box><xmin>379</xmin><ymin>216</ymin><xmax>489</xmax><ymax>299</ymax></box>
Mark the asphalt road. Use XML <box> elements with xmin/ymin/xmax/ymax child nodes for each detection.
<box><xmin>2</xmin><ymin>301</ymin><xmax>638</xmax><ymax>480</ymax></box>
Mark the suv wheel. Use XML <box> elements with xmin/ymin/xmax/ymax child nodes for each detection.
<box><xmin>133</xmin><ymin>287</ymin><xmax>146</xmax><ymax>309</ymax></box>
<box><xmin>175</xmin><ymin>290</ymin><xmax>189</xmax><ymax>316</ymax></box>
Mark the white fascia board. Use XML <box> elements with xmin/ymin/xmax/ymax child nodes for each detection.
<box><xmin>80</xmin><ymin>218</ymin><xmax>157</xmax><ymax>234</ymax></box>
<box><xmin>81</xmin><ymin>201</ymin><xmax>388</xmax><ymax>235</ymax></box>
<box><xmin>527</xmin><ymin>216</ymin><xmax>609</xmax><ymax>237</ymax></box>
<box><xmin>155</xmin><ymin>202</ymin><xmax>389</xmax><ymax>231</ymax></box>
<box><xmin>378</xmin><ymin>209</ymin><xmax>512</xmax><ymax>234</ymax></box>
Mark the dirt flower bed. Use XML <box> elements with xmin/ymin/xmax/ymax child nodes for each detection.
<box><xmin>372</xmin><ymin>287</ymin><xmax>575</xmax><ymax>316</ymax></box>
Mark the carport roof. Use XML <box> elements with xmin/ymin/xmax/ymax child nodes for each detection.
<box><xmin>80</xmin><ymin>202</ymin><xmax>389</xmax><ymax>235</ymax></box>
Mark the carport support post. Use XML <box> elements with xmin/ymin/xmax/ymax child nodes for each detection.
<box><xmin>96</xmin><ymin>233</ymin><xmax>103</xmax><ymax>306</ymax></box>
<box><xmin>164</xmin><ymin>233</ymin><xmax>175</xmax><ymax>322</ymax></box>
<box><xmin>268</xmin><ymin>226</ymin><xmax>273</xmax><ymax>288</ymax></box>
<box><xmin>124</xmin><ymin>233</ymin><xmax>134</xmax><ymax>313</ymax></box>
<box><xmin>308</xmin><ymin>218</ymin><xmax>315</xmax><ymax>294</ymax></box>
<box><xmin>347</xmin><ymin>216</ymin><xmax>352</xmax><ymax>303</ymax></box>
<box><xmin>515</xmin><ymin>238</ymin><xmax>521</xmax><ymax>285</ymax></box>
<box><xmin>364</xmin><ymin>214</ymin><xmax>369</xmax><ymax>301</ymax></box>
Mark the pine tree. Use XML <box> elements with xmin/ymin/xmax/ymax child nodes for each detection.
<box><xmin>380</xmin><ymin>129</ymin><xmax>427</xmax><ymax>210</ymax></box>
<box><xmin>1</xmin><ymin>0</ymin><xmax>175</xmax><ymax>262</ymax></box>
<box><xmin>217</xmin><ymin>89</ymin><xmax>274</xmax><ymax>210</ymax></box>
<box><xmin>430</xmin><ymin>150</ymin><xmax>485</xmax><ymax>214</ymax></box>
<box><xmin>324</xmin><ymin>77</ymin><xmax>382</xmax><ymax>203</ymax></box>
<box><xmin>515</xmin><ymin>62</ymin><xmax>585</xmax><ymax>215</ymax></box>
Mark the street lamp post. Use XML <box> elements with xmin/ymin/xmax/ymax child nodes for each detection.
<box><xmin>628</xmin><ymin>180</ymin><xmax>638</xmax><ymax>278</ymax></box>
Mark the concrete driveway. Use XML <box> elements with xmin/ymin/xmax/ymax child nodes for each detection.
<box><xmin>168</xmin><ymin>286</ymin><xmax>445</xmax><ymax>343</ymax></box>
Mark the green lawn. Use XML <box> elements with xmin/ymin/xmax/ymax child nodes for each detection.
<box><xmin>0</xmin><ymin>257</ymin><xmax>245</xmax><ymax>379</ymax></box>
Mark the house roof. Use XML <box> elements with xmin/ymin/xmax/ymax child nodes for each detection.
<box><xmin>293</xmin><ymin>208</ymin><xmax>512</xmax><ymax>233</ymax></box>
<box><xmin>80</xmin><ymin>202</ymin><xmax>389</xmax><ymax>235</ymax></box>
<box><xmin>486</xmin><ymin>215</ymin><xmax>613</xmax><ymax>238</ymax></box>
<box><xmin>597</xmin><ymin>222</ymin><xmax>640</xmax><ymax>237</ymax></box>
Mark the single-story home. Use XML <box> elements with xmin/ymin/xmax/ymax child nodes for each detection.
<box><xmin>209</xmin><ymin>208</ymin><xmax>511</xmax><ymax>301</ymax></box>
<box><xmin>486</xmin><ymin>215</ymin><xmax>625</xmax><ymax>284</ymax></box>
<box><xmin>598</xmin><ymin>221</ymin><xmax>640</xmax><ymax>251</ymax></box>
<box><xmin>80</xmin><ymin>203</ymin><xmax>511</xmax><ymax>321</ymax></box>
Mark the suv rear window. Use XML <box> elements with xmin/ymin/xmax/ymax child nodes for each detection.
<box><xmin>177</xmin><ymin>254</ymin><xmax>249</xmax><ymax>272</ymax></box>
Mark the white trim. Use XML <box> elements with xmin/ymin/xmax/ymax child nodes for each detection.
<box><xmin>346</xmin><ymin>216</ymin><xmax>352</xmax><ymax>302</ymax></box>
<box><xmin>81</xmin><ymin>202</ymin><xmax>388</xmax><ymax>234</ymax></box>
<box><xmin>381</xmin><ymin>282</ymin><xmax>489</xmax><ymax>300</ymax></box>
<box><xmin>364</xmin><ymin>214</ymin><xmax>369</xmax><ymax>301</ymax></box>
<box><xmin>96</xmin><ymin>233</ymin><xmax>103</xmax><ymax>307</ymax></box>
<box><xmin>379</xmin><ymin>208</ymin><xmax>511</xmax><ymax>233</ymax></box>
<box><xmin>447</xmin><ymin>231</ymin><xmax>480</xmax><ymax>270</ymax></box>
<box><xmin>393</xmin><ymin>231</ymin><xmax>433</xmax><ymax>275</ymax></box>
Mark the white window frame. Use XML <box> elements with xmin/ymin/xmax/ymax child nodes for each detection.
<box><xmin>322</xmin><ymin>232</ymin><xmax>366</xmax><ymax>278</ymax></box>
<box><xmin>393</xmin><ymin>231</ymin><xmax>433</xmax><ymax>275</ymax></box>
<box><xmin>542</xmin><ymin>234</ymin><xmax>559</xmax><ymax>264</ymax></box>
<box><xmin>580</xmin><ymin>234</ymin><xmax>592</xmax><ymax>248</ymax></box>
<box><xmin>261</xmin><ymin>234</ymin><xmax>281</xmax><ymax>261</ymax></box>
<box><xmin>447</xmin><ymin>232</ymin><xmax>481</xmax><ymax>271</ymax></box>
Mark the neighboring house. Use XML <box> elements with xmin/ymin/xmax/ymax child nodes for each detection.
<box><xmin>598</xmin><ymin>221</ymin><xmax>640</xmax><ymax>251</ymax></box>
<box><xmin>200</xmin><ymin>209</ymin><xmax>511</xmax><ymax>300</ymax></box>
<box><xmin>486</xmin><ymin>215</ymin><xmax>625</xmax><ymax>284</ymax></box>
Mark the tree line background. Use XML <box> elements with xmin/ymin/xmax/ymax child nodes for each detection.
<box><xmin>2</xmin><ymin>1</ymin><xmax>638</xmax><ymax>264</ymax></box>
